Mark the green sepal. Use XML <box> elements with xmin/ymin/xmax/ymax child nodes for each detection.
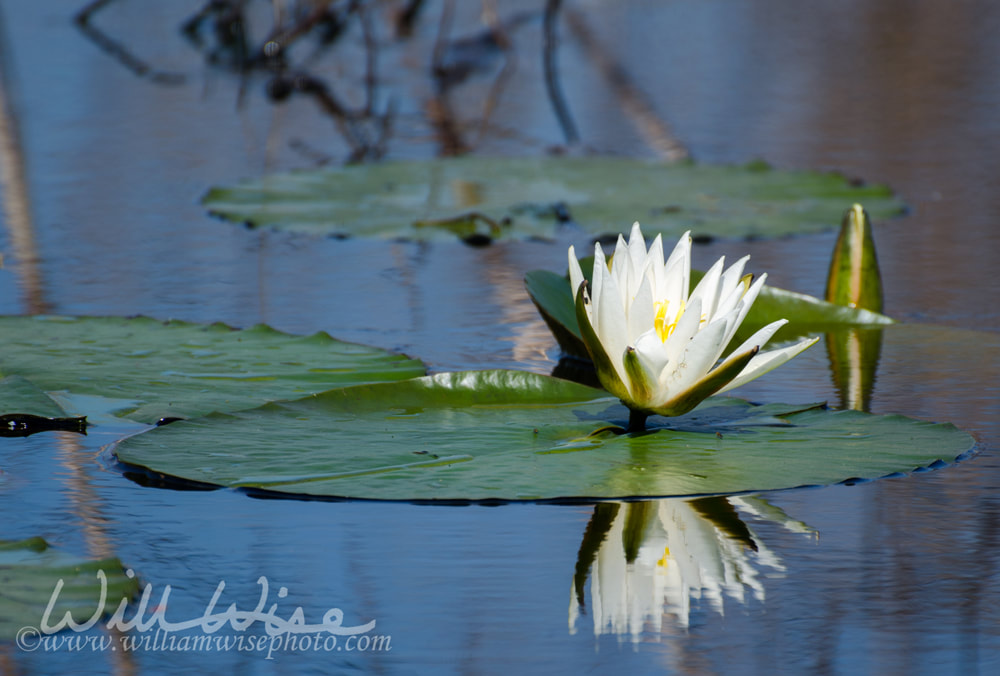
<box><xmin>648</xmin><ymin>346</ymin><xmax>759</xmax><ymax>417</ymax></box>
<box><xmin>574</xmin><ymin>281</ymin><xmax>630</xmax><ymax>401</ymax></box>
<box><xmin>623</xmin><ymin>347</ymin><xmax>654</xmax><ymax>405</ymax></box>
<box><xmin>825</xmin><ymin>204</ymin><xmax>884</xmax><ymax>312</ymax></box>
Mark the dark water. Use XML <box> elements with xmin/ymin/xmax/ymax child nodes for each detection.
<box><xmin>1</xmin><ymin>1</ymin><xmax>999</xmax><ymax>674</ymax></box>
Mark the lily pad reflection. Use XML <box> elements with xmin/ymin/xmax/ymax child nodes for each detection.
<box><xmin>0</xmin><ymin>537</ymin><xmax>139</xmax><ymax>640</ymax></box>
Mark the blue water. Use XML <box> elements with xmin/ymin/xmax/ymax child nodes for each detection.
<box><xmin>1</xmin><ymin>1</ymin><xmax>999</xmax><ymax>674</ymax></box>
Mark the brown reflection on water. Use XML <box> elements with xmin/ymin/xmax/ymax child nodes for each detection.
<box><xmin>0</xmin><ymin>8</ymin><xmax>50</xmax><ymax>314</ymax></box>
<box><xmin>743</xmin><ymin>1</ymin><xmax>1000</xmax><ymax>328</ymax></box>
<box><xmin>55</xmin><ymin>431</ymin><xmax>137</xmax><ymax>676</ymax></box>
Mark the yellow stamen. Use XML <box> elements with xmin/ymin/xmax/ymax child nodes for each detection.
<box><xmin>654</xmin><ymin>299</ymin><xmax>686</xmax><ymax>342</ymax></box>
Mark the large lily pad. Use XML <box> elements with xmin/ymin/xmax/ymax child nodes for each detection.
<box><xmin>202</xmin><ymin>157</ymin><xmax>904</xmax><ymax>243</ymax></box>
<box><xmin>0</xmin><ymin>537</ymin><xmax>139</xmax><ymax>640</ymax></box>
<box><xmin>0</xmin><ymin>316</ymin><xmax>425</xmax><ymax>424</ymax></box>
<box><xmin>113</xmin><ymin>370</ymin><xmax>973</xmax><ymax>501</ymax></box>
<box><xmin>525</xmin><ymin>267</ymin><xmax>895</xmax><ymax>359</ymax></box>
<box><xmin>0</xmin><ymin>376</ymin><xmax>89</xmax><ymax>437</ymax></box>
<box><xmin>0</xmin><ymin>376</ymin><xmax>68</xmax><ymax>418</ymax></box>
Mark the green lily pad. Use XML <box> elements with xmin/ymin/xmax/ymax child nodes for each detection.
<box><xmin>0</xmin><ymin>316</ymin><xmax>425</xmax><ymax>424</ymax></box>
<box><xmin>112</xmin><ymin>370</ymin><xmax>973</xmax><ymax>501</ymax></box>
<box><xmin>0</xmin><ymin>377</ymin><xmax>89</xmax><ymax>437</ymax></box>
<box><xmin>0</xmin><ymin>376</ymin><xmax>68</xmax><ymax>418</ymax></box>
<box><xmin>0</xmin><ymin>537</ymin><xmax>139</xmax><ymax>639</ymax></box>
<box><xmin>202</xmin><ymin>157</ymin><xmax>904</xmax><ymax>243</ymax></box>
<box><xmin>525</xmin><ymin>265</ymin><xmax>895</xmax><ymax>359</ymax></box>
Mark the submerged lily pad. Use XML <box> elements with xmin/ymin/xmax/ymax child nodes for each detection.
<box><xmin>202</xmin><ymin>157</ymin><xmax>904</xmax><ymax>242</ymax></box>
<box><xmin>113</xmin><ymin>370</ymin><xmax>973</xmax><ymax>501</ymax></box>
<box><xmin>525</xmin><ymin>267</ymin><xmax>895</xmax><ymax>359</ymax></box>
<box><xmin>0</xmin><ymin>537</ymin><xmax>139</xmax><ymax>639</ymax></box>
<box><xmin>0</xmin><ymin>316</ymin><xmax>425</xmax><ymax>424</ymax></box>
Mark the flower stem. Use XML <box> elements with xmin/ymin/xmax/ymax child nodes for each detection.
<box><xmin>627</xmin><ymin>408</ymin><xmax>648</xmax><ymax>433</ymax></box>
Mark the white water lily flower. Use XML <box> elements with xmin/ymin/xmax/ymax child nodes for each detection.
<box><xmin>569</xmin><ymin>222</ymin><xmax>818</xmax><ymax>420</ymax></box>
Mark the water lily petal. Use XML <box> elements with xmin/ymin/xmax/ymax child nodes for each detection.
<box><xmin>666</xmin><ymin>315</ymin><xmax>730</xmax><ymax>393</ymax></box>
<box><xmin>591</xmin><ymin>244</ymin><xmax>609</xmax><ymax>330</ymax></box>
<box><xmin>719</xmin><ymin>255</ymin><xmax>750</xmax><ymax>296</ymax></box>
<box><xmin>726</xmin><ymin>319</ymin><xmax>788</xmax><ymax>358</ymax></box>
<box><xmin>644</xmin><ymin>233</ymin><xmax>666</xmax><ymax>287</ymax></box>
<box><xmin>650</xmin><ymin>345</ymin><xmax>759</xmax><ymax>417</ymax></box>
<box><xmin>625</xmin><ymin>228</ymin><xmax>650</xmax><ymax>308</ymax></box>
<box><xmin>661</xmin><ymin>296</ymin><xmax>703</xmax><ymax>369</ymax></box>
<box><xmin>715</xmin><ymin>256</ymin><xmax>751</xmax><ymax>317</ymax></box>
<box><xmin>612</xmin><ymin>232</ymin><xmax>642</xmax><ymax>308</ymax></box>
<box><xmin>594</xmin><ymin>264</ymin><xmax>630</xmax><ymax>386</ymax></box>
<box><xmin>663</xmin><ymin>231</ymin><xmax>691</xmax><ymax>277</ymax></box>
<box><xmin>627</xmin><ymin>222</ymin><xmax>647</xmax><ymax>273</ymax></box>
<box><xmin>726</xmin><ymin>274</ymin><xmax>768</xmax><ymax>344</ymax></box>
<box><xmin>575</xmin><ymin>281</ymin><xmax>630</xmax><ymax>401</ymax></box>
<box><xmin>568</xmin><ymin>245</ymin><xmax>585</xmax><ymax>304</ymax></box>
<box><xmin>717</xmin><ymin>336</ymin><xmax>820</xmax><ymax>394</ymax></box>
<box><xmin>714</xmin><ymin>284</ymin><xmax>748</xmax><ymax>331</ymax></box>
<box><xmin>660</xmin><ymin>231</ymin><xmax>691</xmax><ymax>305</ymax></box>
<box><xmin>629</xmin><ymin>276</ymin><xmax>656</xmax><ymax>344</ymax></box>
<box><xmin>689</xmin><ymin>256</ymin><xmax>725</xmax><ymax>319</ymax></box>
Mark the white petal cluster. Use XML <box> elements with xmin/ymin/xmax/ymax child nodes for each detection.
<box><xmin>569</xmin><ymin>222</ymin><xmax>817</xmax><ymax>416</ymax></box>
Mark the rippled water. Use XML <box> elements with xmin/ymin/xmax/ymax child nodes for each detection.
<box><xmin>2</xmin><ymin>1</ymin><xmax>999</xmax><ymax>674</ymax></box>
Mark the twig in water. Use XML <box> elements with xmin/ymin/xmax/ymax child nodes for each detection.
<box><xmin>74</xmin><ymin>0</ymin><xmax>187</xmax><ymax>84</ymax></box>
<box><xmin>542</xmin><ymin>0</ymin><xmax>579</xmax><ymax>146</ymax></box>
<box><xmin>474</xmin><ymin>0</ymin><xmax>517</xmax><ymax>144</ymax></box>
<box><xmin>395</xmin><ymin>0</ymin><xmax>426</xmax><ymax>38</ymax></box>
<box><xmin>359</xmin><ymin>0</ymin><xmax>378</xmax><ymax>116</ymax></box>
<box><xmin>564</xmin><ymin>7</ymin><xmax>688</xmax><ymax>161</ymax></box>
<box><xmin>428</xmin><ymin>0</ymin><xmax>469</xmax><ymax>156</ymax></box>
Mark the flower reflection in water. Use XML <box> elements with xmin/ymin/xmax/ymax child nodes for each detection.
<box><xmin>569</xmin><ymin>497</ymin><xmax>815</xmax><ymax>641</ymax></box>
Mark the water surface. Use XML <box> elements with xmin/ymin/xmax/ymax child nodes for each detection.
<box><xmin>1</xmin><ymin>1</ymin><xmax>998</xmax><ymax>674</ymax></box>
